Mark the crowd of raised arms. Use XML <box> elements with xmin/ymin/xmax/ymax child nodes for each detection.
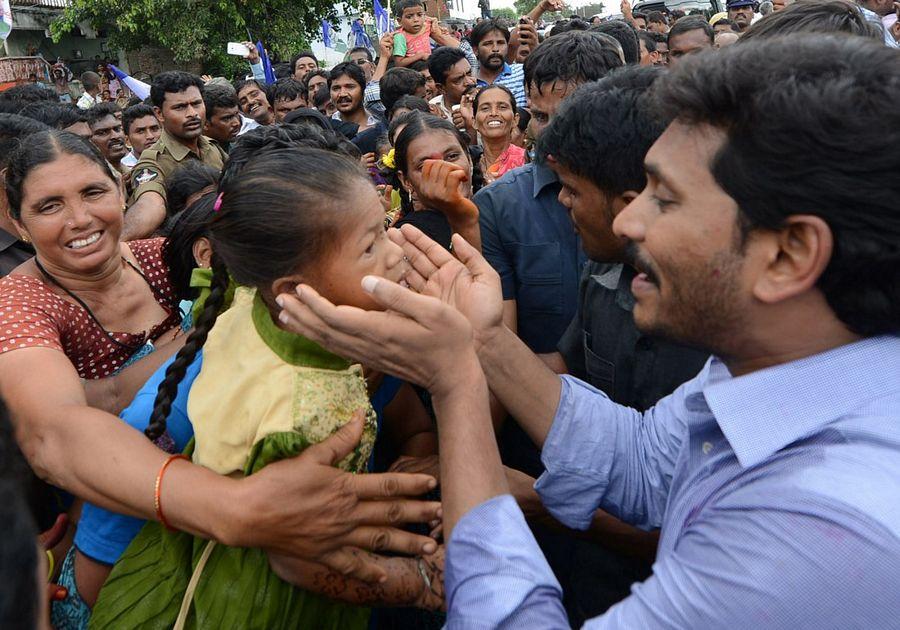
<box><xmin>0</xmin><ymin>0</ymin><xmax>898</xmax><ymax>627</ymax></box>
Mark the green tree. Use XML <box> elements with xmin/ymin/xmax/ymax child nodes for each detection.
<box><xmin>492</xmin><ymin>7</ymin><xmax>518</xmax><ymax>20</ymax></box>
<box><xmin>51</xmin><ymin>0</ymin><xmax>365</xmax><ymax>73</ymax></box>
<box><xmin>512</xmin><ymin>0</ymin><xmax>566</xmax><ymax>21</ymax></box>
<box><xmin>513</xmin><ymin>0</ymin><xmax>540</xmax><ymax>15</ymax></box>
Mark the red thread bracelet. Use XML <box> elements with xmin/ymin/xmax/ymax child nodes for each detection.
<box><xmin>154</xmin><ymin>454</ymin><xmax>188</xmax><ymax>531</ymax></box>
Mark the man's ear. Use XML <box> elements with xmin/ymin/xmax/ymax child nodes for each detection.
<box><xmin>752</xmin><ymin>214</ymin><xmax>833</xmax><ymax>305</ymax></box>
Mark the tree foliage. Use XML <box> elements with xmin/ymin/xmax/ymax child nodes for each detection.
<box><xmin>51</xmin><ymin>0</ymin><xmax>365</xmax><ymax>72</ymax></box>
<box><xmin>512</xmin><ymin>0</ymin><xmax>541</xmax><ymax>15</ymax></box>
<box><xmin>492</xmin><ymin>7</ymin><xmax>518</xmax><ymax>20</ymax></box>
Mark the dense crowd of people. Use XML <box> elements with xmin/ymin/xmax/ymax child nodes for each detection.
<box><xmin>0</xmin><ymin>0</ymin><xmax>898</xmax><ymax>628</ymax></box>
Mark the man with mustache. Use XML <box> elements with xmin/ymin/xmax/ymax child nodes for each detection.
<box><xmin>123</xmin><ymin>71</ymin><xmax>226</xmax><ymax>239</ymax></box>
<box><xmin>469</xmin><ymin>18</ymin><xmax>527</xmax><ymax>108</ymax></box>
<box><xmin>235</xmin><ymin>78</ymin><xmax>275</xmax><ymax>127</ymax></box>
<box><xmin>86</xmin><ymin>103</ymin><xmax>129</xmax><ymax>175</ymax></box>
<box><xmin>328</xmin><ymin>62</ymin><xmax>379</xmax><ymax>137</ymax></box>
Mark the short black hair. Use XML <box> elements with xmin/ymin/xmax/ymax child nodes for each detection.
<box><xmin>409</xmin><ymin>59</ymin><xmax>430</xmax><ymax>73</ymax></box>
<box><xmin>122</xmin><ymin>103</ymin><xmax>157</xmax><ymax>134</ymax></box>
<box><xmin>0</xmin><ymin>114</ymin><xmax>49</xmax><ymax>171</ymax></box>
<box><xmin>714</xmin><ymin>17</ymin><xmax>737</xmax><ymax>29</ymax></box>
<box><xmin>654</xmin><ymin>35</ymin><xmax>900</xmax><ymax>336</ymax></box>
<box><xmin>17</xmin><ymin>102</ymin><xmax>84</xmax><ymax>130</ymax></box>
<box><xmin>548</xmin><ymin>18</ymin><xmax>590</xmax><ymax>37</ymax></box>
<box><xmin>637</xmin><ymin>30</ymin><xmax>658</xmax><ymax>53</ymax></box>
<box><xmin>380</xmin><ymin>67</ymin><xmax>427</xmax><ymax>112</ymax></box>
<box><xmin>537</xmin><ymin>66</ymin><xmax>664</xmax><ymax>198</ymax></box>
<box><xmin>387</xmin><ymin>94</ymin><xmax>431</xmax><ymax>120</ymax></box>
<box><xmin>469</xmin><ymin>18</ymin><xmax>511</xmax><ymax>48</ymax></box>
<box><xmin>202</xmin><ymin>83</ymin><xmax>239</xmax><ymax>116</ymax></box>
<box><xmin>740</xmin><ymin>0</ymin><xmax>881</xmax><ymax>41</ymax></box>
<box><xmin>649</xmin><ymin>31</ymin><xmax>667</xmax><ymax>44</ymax></box>
<box><xmin>394</xmin><ymin>0</ymin><xmax>425</xmax><ymax>14</ymax></box>
<box><xmin>328</xmin><ymin>62</ymin><xmax>367</xmax><ymax>90</ymax></box>
<box><xmin>0</xmin><ymin>83</ymin><xmax>56</xmax><ymax>105</ymax></box>
<box><xmin>80</xmin><ymin>71</ymin><xmax>101</xmax><ymax>91</ymax></box>
<box><xmin>633</xmin><ymin>11</ymin><xmax>649</xmax><ymax>22</ymax></box>
<box><xmin>84</xmin><ymin>102</ymin><xmax>122</xmax><ymax>128</ymax></box>
<box><xmin>524</xmin><ymin>31</ymin><xmax>625</xmax><ymax>94</ymax></box>
<box><xmin>150</xmin><ymin>71</ymin><xmax>205</xmax><ymax>109</ymax></box>
<box><xmin>647</xmin><ymin>10</ymin><xmax>667</xmax><ymax>24</ymax></box>
<box><xmin>290</xmin><ymin>50</ymin><xmax>318</xmax><ymax>75</ymax></box>
<box><xmin>428</xmin><ymin>47</ymin><xmax>469</xmax><ymax>85</ymax></box>
<box><xmin>165</xmin><ymin>160</ymin><xmax>220</xmax><ymax>219</ymax></box>
<box><xmin>313</xmin><ymin>83</ymin><xmax>331</xmax><ymax>109</ymax></box>
<box><xmin>273</xmin><ymin>78</ymin><xmax>306</xmax><ymax>103</ymax></box>
<box><xmin>348</xmin><ymin>46</ymin><xmax>374</xmax><ymax>62</ymax></box>
<box><xmin>592</xmin><ymin>20</ymin><xmax>640</xmax><ymax>64</ymax></box>
<box><xmin>667</xmin><ymin>15</ymin><xmax>715</xmax><ymax>45</ymax></box>
<box><xmin>273</xmin><ymin>62</ymin><xmax>292</xmax><ymax>79</ymax></box>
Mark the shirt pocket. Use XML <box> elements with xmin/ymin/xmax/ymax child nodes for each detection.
<box><xmin>584</xmin><ymin>341</ymin><xmax>615</xmax><ymax>397</ymax></box>
<box><xmin>514</xmin><ymin>241</ymin><xmax>562</xmax><ymax>315</ymax></box>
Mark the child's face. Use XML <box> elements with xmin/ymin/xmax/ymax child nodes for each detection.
<box><xmin>400</xmin><ymin>6</ymin><xmax>425</xmax><ymax>34</ymax></box>
<box><xmin>314</xmin><ymin>180</ymin><xmax>411</xmax><ymax>311</ymax></box>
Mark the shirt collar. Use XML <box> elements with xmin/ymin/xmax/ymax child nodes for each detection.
<box><xmin>532</xmin><ymin>162</ymin><xmax>559</xmax><ymax>198</ymax></box>
<box><xmin>162</xmin><ymin>128</ymin><xmax>207</xmax><ymax>161</ymax></box>
<box><xmin>703</xmin><ymin>335</ymin><xmax>900</xmax><ymax>469</ymax></box>
<box><xmin>476</xmin><ymin>63</ymin><xmax>514</xmax><ymax>87</ymax></box>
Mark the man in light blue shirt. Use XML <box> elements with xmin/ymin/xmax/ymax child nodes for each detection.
<box><xmin>274</xmin><ymin>33</ymin><xmax>900</xmax><ymax>629</ymax></box>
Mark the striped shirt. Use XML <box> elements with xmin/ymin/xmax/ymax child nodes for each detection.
<box><xmin>476</xmin><ymin>63</ymin><xmax>527</xmax><ymax>109</ymax></box>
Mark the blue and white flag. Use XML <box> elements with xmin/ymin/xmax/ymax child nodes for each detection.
<box><xmin>108</xmin><ymin>64</ymin><xmax>150</xmax><ymax>100</ymax></box>
<box><xmin>374</xmin><ymin>0</ymin><xmax>391</xmax><ymax>37</ymax></box>
<box><xmin>255</xmin><ymin>41</ymin><xmax>276</xmax><ymax>84</ymax></box>
<box><xmin>350</xmin><ymin>19</ymin><xmax>373</xmax><ymax>50</ymax></box>
<box><xmin>1</xmin><ymin>0</ymin><xmax>13</xmax><ymax>42</ymax></box>
<box><xmin>322</xmin><ymin>19</ymin><xmax>335</xmax><ymax>48</ymax></box>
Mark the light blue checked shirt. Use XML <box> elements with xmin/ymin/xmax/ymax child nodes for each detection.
<box><xmin>857</xmin><ymin>4</ymin><xmax>899</xmax><ymax>48</ymax></box>
<box><xmin>476</xmin><ymin>63</ymin><xmax>527</xmax><ymax>109</ymax></box>
<box><xmin>445</xmin><ymin>335</ymin><xmax>900</xmax><ymax>628</ymax></box>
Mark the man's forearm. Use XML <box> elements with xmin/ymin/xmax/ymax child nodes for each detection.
<box><xmin>477</xmin><ymin>325</ymin><xmax>561</xmax><ymax>449</ymax></box>
<box><xmin>123</xmin><ymin>192</ymin><xmax>166</xmax><ymax>240</ymax></box>
<box><xmin>433</xmin><ymin>353</ymin><xmax>508</xmax><ymax>537</ymax></box>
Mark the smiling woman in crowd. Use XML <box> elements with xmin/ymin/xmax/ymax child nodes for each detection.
<box><xmin>473</xmin><ymin>85</ymin><xmax>526</xmax><ymax>185</ymax></box>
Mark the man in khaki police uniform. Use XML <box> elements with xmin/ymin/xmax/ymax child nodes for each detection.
<box><xmin>124</xmin><ymin>71</ymin><xmax>226</xmax><ymax>239</ymax></box>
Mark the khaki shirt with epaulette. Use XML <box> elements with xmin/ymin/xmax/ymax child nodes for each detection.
<box><xmin>128</xmin><ymin>129</ymin><xmax>227</xmax><ymax>204</ymax></box>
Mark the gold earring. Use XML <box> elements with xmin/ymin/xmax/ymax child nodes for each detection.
<box><xmin>20</xmin><ymin>235</ymin><xmax>30</xmax><ymax>244</ymax></box>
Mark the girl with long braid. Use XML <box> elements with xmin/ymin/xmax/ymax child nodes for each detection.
<box><xmin>89</xmin><ymin>145</ymin><xmax>444</xmax><ymax>629</ymax></box>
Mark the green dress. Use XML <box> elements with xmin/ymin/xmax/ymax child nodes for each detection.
<box><xmin>90</xmin><ymin>288</ymin><xmax>377</xmax><ymax>630</ymax></box>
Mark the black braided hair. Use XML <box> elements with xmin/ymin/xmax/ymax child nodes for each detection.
<box><xmin>144</xmin><ymin>261</ymin><xmax>229</xmax><ymax>442</ymax></box>
<box><xmin>145</xmin><ymin>145</ymin><xmax>374</xmax><ymax>442</ymax></box>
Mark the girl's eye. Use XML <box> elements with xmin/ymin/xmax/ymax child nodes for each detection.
<box><xmin>446</xmin><ymin>152</ymin><xmax>461</xmax><ymax>161</ymax></box>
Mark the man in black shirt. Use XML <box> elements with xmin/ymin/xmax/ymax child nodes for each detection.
<box><xmin>537</xmin><ymin>67</ymin><xmax>708</xmax><ymax>404</ymax></box>
<box><xmin>528</xmin><ymin>66</ymin><xmax>708</xmax><ymax>623</ymax></box>
<box><xmin>0</xmin><ymin>115</ymin><xmax>47</xmax><ymax>276</ymax></box>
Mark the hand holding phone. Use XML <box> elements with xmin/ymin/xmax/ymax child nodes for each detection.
<box><xmin>227</xmin><ymin>42</ymin><xmax>251</xmax><ymax>58</ymax></box>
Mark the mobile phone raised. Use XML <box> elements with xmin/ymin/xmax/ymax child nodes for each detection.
<box><xmin>226</xmin><ymin>42</ymin><xmax>251</xmax><ymax>57</ymax></box>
